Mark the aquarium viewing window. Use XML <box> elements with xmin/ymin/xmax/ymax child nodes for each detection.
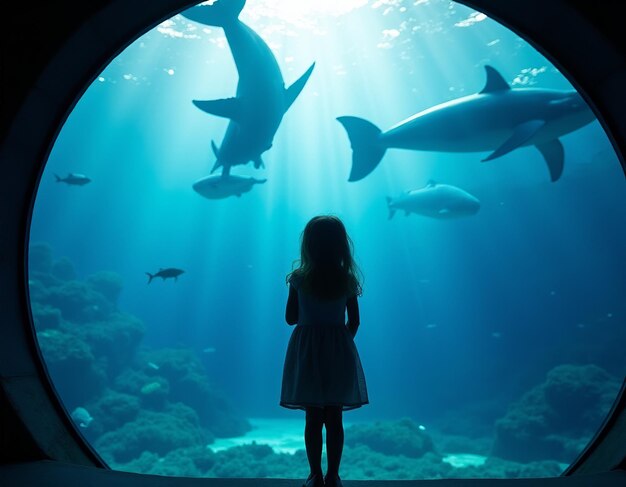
<box><xmin>26</xmin><ymin>0</ymin><xmax>626</xmax><ymax>481</ymax></box>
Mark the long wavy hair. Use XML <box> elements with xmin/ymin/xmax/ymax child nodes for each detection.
<box><xmin>287</xmin><ymin>215</ymin><xmax>363</xmax><ymax>299</ymax></box>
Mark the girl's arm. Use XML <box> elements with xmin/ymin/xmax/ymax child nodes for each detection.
<box><xmin>346</xmin><ymin>296</ymin><xmax>360</xmax><ymax>337</ymax></box>
<box><xmin>285</xmin><ymin>284</ymin><xmax>298</xmax><ymax>325</ymax></box>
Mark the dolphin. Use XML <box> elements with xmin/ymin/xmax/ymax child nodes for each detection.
<box><xmin>337</xmin><ymin>65</ymin><xmax>595</xmax><ymax>182</ymax></box>
<box><xmin>54</xmin><ymin>173</ymin><xmax>91</xmax><ymax>186</ymax></box>
<box><xmin>192</xmin><ymin>173</ymin><xmax>266</xmax><ymax>199</ymax></box>
<box><xmin>386</xmin><ymin>180</ymin><xmax>480</xmax><ymax>219</ymax></box>
<box><xmin>146</xmin><ymin>268</ymin><xmax>185</xmax><ymax>283</ymax></box>
<box><xmin>181</xmin><ymin>0</ymin><xmax>315</xmax><ymax>175</ymax></box>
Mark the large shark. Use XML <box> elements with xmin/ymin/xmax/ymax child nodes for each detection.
<box><xmin>181</xmin><ymin>0</ymin><xmax>315</xmax><ymax>175</ymax></box>
<box><xmin>387</xmin><ymin>180</ymin><xmax>480</xmax><ymax>219</ymax></box>
<box><xmin>193</xmin><ymin>173</ymin><xmax>266</xmax><ymax>199</ymax></box>
<box><xmin>337</xmin><ymin>66</ymin><xmax>595</xmax><ymax>182</ymax></box>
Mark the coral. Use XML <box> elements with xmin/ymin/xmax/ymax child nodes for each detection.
<box><xmin>30</xmin><ymin>302</ymin><xmax>62</xmax><ymax>329</ymax></box>
<box><xmin>86</xmin><ymin>390</ymin><xmax>141</xmax><ymax>435</ymax></box>
<box><xmin>139</xmin><ymin>348</ymin><xmax>251</xmax><ymax>437</ymax></box>
<box><xmin>41</xmin><ymin>280</ymin><xmax>113</xmax><ymax>323</ymax></box>
<box><xmin>345</xmin><ymin>418</ymin><xmax>436</xmax><ymax>458</ymax></box>
<box><xmin>95</xmin><ymin>403</ymin><xmax>210</xmax><ymax>463</ymax></box>
<box><xmin>492</xmin><ymin>364</ymin><xmax>620</xmax><ymax>463</ymax></box>
<box><xmin>114</xmin><ymin>369</ymin><xmax>170</xmax><ymax>409</ymax></box>
<box><xmin>87</xmin><ymin>271</ymin><xmax>124</xmax><ymax>303</ymax></box>
<box><xmin>36</xmin><ymin>329</ymin><xmax>105</xmax><ymax>405</ymax></box>
<box><xmin>72</xmin><ymin>312</ymin><xmax>145</xmax><ymax>377</ymax></box>
<box><xmin>51</xmin><ymin>257</ymin><xmax>76</xmax><ymax>281</ymax></box>
<box><xmin>29</xmin><ymin>242</ymin><xmax>53</xmax><ymax>274</ymax></box>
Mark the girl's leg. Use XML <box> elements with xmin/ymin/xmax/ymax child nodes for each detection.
<box><xmin>304</xmin><ymin>407</ymin><xmax>324</xmax><ymax>478</ymax></box>
<box><xmin>324</xmin><ymin>406</ymin><xmax>344</xmax><ymax>477</ymax></box>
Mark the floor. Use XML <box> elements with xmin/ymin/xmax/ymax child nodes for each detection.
<box><xmin>1</xmin><ymin>461</ymin><xmax>625</xmax><ymax>487</ymax></box>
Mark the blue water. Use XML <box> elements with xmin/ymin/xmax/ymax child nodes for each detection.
<box><xmin>28</xmin><ymin>0</ymin><xmax>626</xmax><ymax>480</ymax></box>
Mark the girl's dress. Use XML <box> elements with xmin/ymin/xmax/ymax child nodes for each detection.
<box><xmin>280</xmin><ymin>274</ymin><xmax>369</xmax><ymax>410</ymax></box>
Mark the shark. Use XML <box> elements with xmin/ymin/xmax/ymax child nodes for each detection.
<box><xmin>337</xmin><ymin>65</ymin><xmax>595</xmax><ymax>182</ymax></box>
<box><xmin>146</xmin><ymin>268</ymin><xmax>185</xmax><ymax>284</ymax></box>
<box><xmin>192</xmin><ymin>173</ymin><xmax>266</xmax><ymax>199</ymax></box>
<box><xmin>386</xmin><ymin>180</ymin><xmax>480</xmax><ymax>219</ymax></box>
<box><xmin>54</xmin><ymin>173</ymin><xmax>91</xmax><ymax>186</ymax></box>
<box><xmin>181</xmin><ymin>0</ymin><xmax>315</xmax><ymax>175</ymax></box>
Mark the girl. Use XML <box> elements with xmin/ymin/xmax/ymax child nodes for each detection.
<box><xmin>281</xmin><ymin>215</ymin><xmax>369</xmax><ymax>487</ymax></box>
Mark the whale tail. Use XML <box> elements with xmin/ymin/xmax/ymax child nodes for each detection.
<box><xmin>181</xmin><ymin>0</ymin><xmax>245</xmax><ymax>27</ymax></box>
<box><xmin>336</xmin><ymin>116</ymin><xmax>386</xmax><ymax>181</ymax></box>
<box><xmin>386</xmin><ymin>197</ymin><xmax>396</xmax><ymax>220</ymax></box>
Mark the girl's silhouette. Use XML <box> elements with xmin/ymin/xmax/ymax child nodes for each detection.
<box><xmin>281</xmin><ymin>215</ymin><xmax>368</xmax><ymax>487</ymax></box>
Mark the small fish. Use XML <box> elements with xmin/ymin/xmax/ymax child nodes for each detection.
<box><xmin>55</xmin><ymin>173</ymin><xmax>91</xmax><ymax>186</ymax></box>
<box><xmin>418</xmin><ymin>424</ymin><xmax>426</xmax><ymax>431</ymax></box>
<box><xmin>203</xmin><ymin>347</ymin><xmax>216</xmax><ymax>354</ymax></box>
<box><xmin>70</xmin><ymin>407</ymin><xmax>94</xmax><ymax>428</ymax></box>
<box><xmin>491</xmin><ymin>332</ymin><xmax>502</xmax><ymax>338</ymax></box>
<box><xmin>147</xmin><ymin>361</ymin><xmax>160</xmax><ymax>370</ymax></box>
<box><xmin>146</xmin><ymin>268</ymin><xmax>185</xmax><ymax>283</ymax></box>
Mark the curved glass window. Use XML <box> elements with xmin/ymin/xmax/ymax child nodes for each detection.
<box><xmin>28</xmin><ymin>0</ymin><xmax>626</xmax><ymax>480</ymax></box>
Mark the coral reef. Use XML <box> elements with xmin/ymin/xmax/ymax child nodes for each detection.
<box><xmin>28</xmin><ymin>243</ymin><xmax>251</xmax><ymax>464</ymax></box>
<box><xmin>345</xmin><ymin>417</ymin><xmax>436</xmax><ymax>458</ymax></box>
<box><xmin>96</xmin><ymin>404</ymin><xmax>209</xmax><ymax>463</ymax></box>
<box><xmin>492</xmin><ymin>364</ymin><xmax>620</xmax><ymax>463</ymax></box>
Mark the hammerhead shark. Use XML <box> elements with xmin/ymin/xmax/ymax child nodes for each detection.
<box><xmin>337</xmin><ymin>65</ymin><xmax>594</xmax><ymax>182</ymax></box>
<box><xmin>182</xmin><ymin>0</ymin><xmax>315</xmax><ymax>176</ymax></box>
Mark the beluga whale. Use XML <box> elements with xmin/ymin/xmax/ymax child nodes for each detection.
<box><xmin>337</xmin><ymin>65</ymin><xmax>595</xmax><ymax>182</ymax></box>
<box><xmin>387</xmin><ymin>181</ymin><xmax>480</xmax><ymax>219</ymax></box>
<box><xmin>181</xmin><ymin>0</ymin><xmax>315</xmax><ymax>176</ymax></box>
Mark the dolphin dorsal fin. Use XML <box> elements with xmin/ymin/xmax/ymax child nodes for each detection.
<box><xmin>193</xmin><ymin>98</ymin><xmax>243</xmax><ymax>121</ymax></box>
<box><xmin>426</xmin><ymin>179</ymin><xmax>437</xmax><ymax>188</ymax></box>
<box><xmin>480</xmin><ymin>65</ymin><xmax>510</xmax><ymax>94</ymax></box>
<box><xmin>284</xmin><ymin>62</ymin><xmax>315</xmax><ymax>111</ymax></box>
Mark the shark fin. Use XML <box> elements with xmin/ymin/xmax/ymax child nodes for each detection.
<box><xmin>386</xmin><ymin>197</ymin><xmax>396</xmax><ymax>220</ymax></box>
<box><xmin>483</xmin><ymin>119</ymin><xmax>545</xmax><ymax>161</ymax></box>
<box><xmin>284</xmin><ymin>62</ymin><xmax>315</xmax><ymax>111</ymax></box>
<box><xmin>480</xmin><ymin>65</ymin><xmax>510</xmax><ymax>94</ymax></box>
<box><xmin>536</xmin><ymin>139</ymin><xmax>564</xmax><ymax>182</ymax></box>
<box><xmin>180</xmin><ymin>0</ymin><xmax>245</xmax><ymax>27</ymax></box>
<box><xmin>211</xmin><ymin>140</ymin><xmax>220</xmax><ymax>159</ymax></box>
<box><xmin>211</xmin><ymin>160</ymin><xmax>223</xmax><ymax>174</ymax></box>
<box><xmin>336</xmin><ymin>116</ymin><xmax>386</xmax><ymax>181</ymax></box>
<box><xmin>253</xmin><ymin>156</ymin><xmax>265</xmax><ymax>169</ymax></box>
<box><xmin>193</xmin><ymin>98</ymin><xmax>243</xmax><ymax>120</ymax></box>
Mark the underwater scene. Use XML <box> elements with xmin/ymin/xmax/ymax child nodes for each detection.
<box><xmin>28</xmin><ymin>0</ymin><xmax>626</xmax><ymax>481</ymax></box>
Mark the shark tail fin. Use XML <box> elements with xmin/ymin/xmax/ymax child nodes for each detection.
<box><xmin>284</xmin><ymin>62</ymin><xmax>315</xmax><ymax>111</ymax></box>
<box><xmin>181</xmin><ymin>0</ymin><xmax>245</xmax><ymax>27</ymax></box>
<box><xmin>386</xmin><ymin>197</ymin><xmax>396</xmax><ymax>220</ymax></box>
<box><xmin>54</xmin><ymin>174</ymin><xmax>61</xmax><ymax>182</ymax></box>
<box><xmin>146</xmin><ymin>272</ymin><xmax>154</xmax><ymax>284</ymax></box>
<box><xmin>336</xmin><ymin>116</ymin><xmax>385</xmax><ymax>181</ymax></box>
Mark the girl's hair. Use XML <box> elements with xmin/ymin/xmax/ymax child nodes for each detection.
<box><xmin>287</xmin><ymin>215</ymin><xmax>362</xmax><ymax>299</ymax></box>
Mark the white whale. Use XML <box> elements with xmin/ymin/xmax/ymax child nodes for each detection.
<box><xmin>192</xmin><ymin>174</ymin><xmax>267</xmax><ymax>199</ymax></box>
<box><xmin>386</xmin><ymin>181</ymin><xmax>480</xmax><ymax>219</ymax></box>
<box><xmin>338</xmin><ymin>65</ymin><xmax>595</xmax><ymax>182</ymax></box>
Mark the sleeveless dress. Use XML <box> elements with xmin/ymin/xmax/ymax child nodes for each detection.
<box><xmin>280</xmin><ymin>274</ymin><xmax>369</xmax><ymax>410</ymax></box>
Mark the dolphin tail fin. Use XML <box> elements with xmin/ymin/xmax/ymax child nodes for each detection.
<box><xmin>386</xmin><ymin>197</ymin><xmax>396</xmax><ymax>220</ymax></box>
<box><xmin>181</xmin><ymin>0</ymin><xmax>245</xmax><ymax>27</ymax></box>
<box><xmin>146</xmin><ymin>273</ymin><xmax>154</xmax><ymax>284</ymax></box>
<box><xmin>336</xmin><ymin>116</ymin><xmax>385</xmax><ymax>181</ymax></box>
<box><xmin>536</xmin><ymin>139</ymin><xmax>564</xmax><ymax>182</ymax></box>
<box><xmin>284</xmin><ymin>62</ymin><xmax>315</xmax><ymax>111</ymax></box>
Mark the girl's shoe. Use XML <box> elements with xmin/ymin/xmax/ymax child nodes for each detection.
<box><xmin>303</xmin><ymin>473</ymin><xmax>324</xmax><ymax>487</ymax></box>
<box><xmin>324</xmin><ymin>474</ymin><xmax>343</xmax><ymax>487</ymax></box>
